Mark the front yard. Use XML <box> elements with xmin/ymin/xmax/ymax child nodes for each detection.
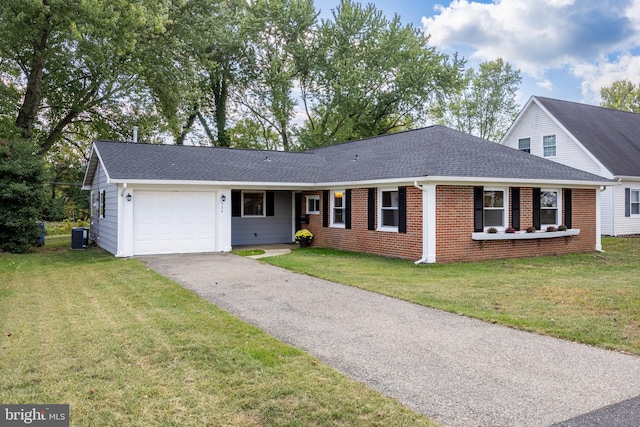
<box><xmin>266</xmin><ymin>237</ymin><xmax>640</xmax><ymax>356</ymax></box>
<box><xmin>0</xmin><ymin>236</ymin><xmax>435</xmax><ymax>426</ymax></box>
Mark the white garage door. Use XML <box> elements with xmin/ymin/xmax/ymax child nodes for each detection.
<box><xmin>133</xmin><ymin>191</ymin><xmax>217</xmax><ymax>255</ymax></box>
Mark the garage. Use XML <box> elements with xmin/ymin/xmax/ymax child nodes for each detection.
<box><xmin>133</xmin><ymin>191</ymin><xmax>217</xmax><ymax>255</ymax></box>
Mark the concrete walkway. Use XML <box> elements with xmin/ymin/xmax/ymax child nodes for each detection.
<box><xmin>141</xmin><ymin>253</ymin><xmax>640</xmax><ymax>427</ymax></box>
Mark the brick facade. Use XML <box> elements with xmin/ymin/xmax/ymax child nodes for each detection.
<box><xmin>302</xmin><ymin>185</ymin><xmax>598</xmax><ymax>263</ymax></box>
<box><xmin>436</xmin><ymin>186</ymin><xmax>596</xmax><ymax>263</ymax></box>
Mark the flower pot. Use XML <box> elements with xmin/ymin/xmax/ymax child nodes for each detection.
<box><xmin>299</xmin><ymin>239</ymin><xmax>310</xmax><ymax>247</ymax></box>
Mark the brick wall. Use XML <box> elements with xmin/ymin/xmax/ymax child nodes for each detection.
<box><xmin>302</xmin><ymin>185</ymin><xmax>597</xmax><ymax>263</ymax></box>
<box><xmin>436</xmin><ymin>186</ymin><xmax>597</xmax><ymax>263</ymax></box>
<box><xmin>303</xmin><ymin>187</ymin><xmax>423</xmax><ymax>260</ymax></box>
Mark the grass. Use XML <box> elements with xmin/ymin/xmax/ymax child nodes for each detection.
<box><xmin>265</xmin><ymin>237</ymin><xmax>640</xmax><ymax>356</ymax></box>
<box><xmin>232</xmin><ymin>249</ymin><xmax>266</xmax><ymax>257</ymax></box>
<box><xmin>0</xmin><ymin>236</ymin><xmax>436</xmax><ymax>426</ymax></box>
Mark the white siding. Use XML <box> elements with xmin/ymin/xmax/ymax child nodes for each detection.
<box><xmin>89</xmin><ymin>162</ymin><xmax>119</xmax><ymax>255</ymax></box>
<box><xmin>614</xmin><ymin>183</ymin><xmax>640</xmax><ymax>235</ymax></box>
<box><xmin>504</xmin><ymin>103</ymin><xmax>607</xmax><ymax>176</ymax></box>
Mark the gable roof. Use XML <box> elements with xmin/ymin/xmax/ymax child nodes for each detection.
<box><xmin>83</xmin><ymin>125</ymin><xmax>608</xmax><ymax>189</ymax></box>
<box><xmin>533</xmin><ymin>96</ymin><xmax>640</xmax><ymax>177</ymax></box>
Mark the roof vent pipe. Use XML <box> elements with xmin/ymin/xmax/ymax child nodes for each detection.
<box><xmin>132</xmin><ymin>126</ymin><xmax>138</xmax><ymax>143</ymax></box>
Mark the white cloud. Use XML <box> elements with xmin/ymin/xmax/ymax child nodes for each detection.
<box><xmin>536</xmin><ymin>79</ymin><xmax>553</xmax><ymax>91</ymax></box>
<box><xmin>574</xmin><ymin>53</ymin><xmax>640</xmax><ymax>102</ymax></box>
<box><xmin>422</xmin><ymin>0</ymin><xmax>640</xmax><ymax>99</ymax></box>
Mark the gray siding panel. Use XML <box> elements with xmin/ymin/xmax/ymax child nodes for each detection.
<box><xmin>90</xmin><ymin>163</ymin><xmax>118</xmax><ymax>255</ymax></box>
<box><xmin>232</xmin><ymin>191</ymin><xmax>292</xmax><ymax>245</ymax></box>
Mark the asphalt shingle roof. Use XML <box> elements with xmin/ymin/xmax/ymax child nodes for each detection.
<box><xmin>91</xmin><ymin>125</ymin><xmax>608</xmax><ymax>186</ymax></box>
<box><xmin>535</xmin><ymin>96</ymin><xmax>640</xmax><ymax>177</ymax></box>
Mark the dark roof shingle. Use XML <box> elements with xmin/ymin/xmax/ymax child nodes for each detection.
<box><xmin>90</xmin><ymin>125</ymin><xmax>608</xmax><ymax>186</ymax></box>
<box><xmin>535</xmin><ymin>96</ymin><xmax>640</xmax><ymax>177</ymax></box>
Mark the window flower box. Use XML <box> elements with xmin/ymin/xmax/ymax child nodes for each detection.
<box><xmin>471</xmin><ymin>229</ymin><xmax>580</xmax><ymax>241</ymax></box>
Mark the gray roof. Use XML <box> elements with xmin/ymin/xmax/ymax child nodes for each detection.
<box><xmin>535</xmin><ymin>96</ymin><xmax>640</xmax><ymax>177</ymax></box>
<box><xmin>87</xmin><ymin>125</ymin><xmax>608</xmax><ymax>187</ymax></box>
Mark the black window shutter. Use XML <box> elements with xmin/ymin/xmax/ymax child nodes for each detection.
<box><xmin>625</xmin><ymin>188</ymin><xmax>631</xmax><ymax>217</ymax></box>
<box><xmin>368</xmin><ymin>188</ymin><xmax>376</xmax><ymax>230</ymax></box>
<box><xmin>322</xmin><ymin>190</ymin><xmax>329</xmax><ymax>227</ymax></box>
<box><xmin>533</xmin><ymin>188</ymin><xmax>541</xmax><ymax>230</ymax></box>
<box><xmin>345</xmin><ymin>189</ymin><xmax>352</xmax><ymax>229</ymax></box>
<box><xmin>294</xmin><ymin>193</ymin><xmax>302</xmax><ymax>231</ymax></box>
<box><xmin>232</xmin><ymin>191</ymin><xmax>241</xmax><ymax>217</ymax></box>
<box><xmin>564</xmin><ymin>189</ymin><xmax>572</xmax><ymax>228</ymax></box>
<box><xmin>473</xmin><ymin>187</ymin><xmax>484</xmax><ymax>232</ymax></box>
<box><xmin>266</xmin><ymin>191</ymin><xmax>275</xmax><ymax>216</ymax></box>
<box><xmin>511</xmin><ymin>187</ymin><xmax>520</xmax><ymax>230</ymax></box>
<box><xmin>398</xmin><ymin>186</ymin><xmax>407</xmax><ymax>233</ymax></box>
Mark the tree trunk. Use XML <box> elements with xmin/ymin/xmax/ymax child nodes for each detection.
<box><xmin>16</xmin><ymin>28</ymin><xmax>49</xmax><ymax>141</ymax></box>
<box><xmin>213</xmin><ymin>76</ymin><xmax>229</xmax><ymax>147</ymax></box>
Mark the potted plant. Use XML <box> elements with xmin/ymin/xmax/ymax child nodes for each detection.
<box><xmin>557</xmin><ymin>224</ymin><xmax>567</xmax><ymax>231</ymax></box>
<box><xmin>526</xmin><ymin>226</ymin><xmax>537</xmax><ymax>233</ymax></box>
<box><xmin>546</xmin><ymin>226</ymin><xmax>557</xmax><ymax>232</ymax></box>
<box><xmin>505</xmin><ymin>226</ymin><xmax>517</xmax><ymax>233</ymax></box>
<box><xmin>487</xmin><ymin>227</ymin><xmax>498</xmax><ymax>234</ymax></box>
<box><xmin>295</xmin><ymin>229</ymin><xmax>313</xmax><ymax>247</ymax></box>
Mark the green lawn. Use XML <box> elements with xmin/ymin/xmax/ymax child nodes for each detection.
<box><xmin>0</xmin><ymin>236</ymin><xmax>436</xmax><ymax>426</ymax></box>
<box><xmin>265</xmin><ymin>237</ymin><xmax>640</xmax><ymax>356</ymax></box>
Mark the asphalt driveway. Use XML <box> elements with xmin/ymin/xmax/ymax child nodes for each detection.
<box><xmin>141</xmin><ymin>253</ymin><xmax>640</xmax><ymax>427</ymax></box>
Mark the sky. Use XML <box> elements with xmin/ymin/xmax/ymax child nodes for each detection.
<box><xmin>313</xmin><ymin>0</ymin><xmax>640</xmax><ymax>107</ymax></box>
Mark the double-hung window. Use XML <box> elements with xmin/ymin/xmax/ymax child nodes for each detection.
<box><xmin>518</xmin><ymin>138</ymin><xmax>531</xmax><ymax>153</ymax></box>
<box><xmin>483</xmin><ymin>189</ymin><xmax>506</xmax><ymax>229</ymax></box>
<box><xmin>379</xmin><ymin>189</ymin><xmax>399</xmax><ymax>230</ymax></box>
<box><xmin>540</xmin><ymin>190</ymin><xmax>559</xmax><ymax>226</ymax></box>
<box><xmin>306</xmin><ymin>195</ymin><xmax>320</xmax><ymax>214</ymax></box>
<box><xmin>631</xmin><ymin>190</ymin><xmax>640</xmax><ymax>215</ymax></box>
<box><xmin>331</xmin><ymin>190</ymin><xmax>345</xmax><ymax>226</ymax></box>
<box><xmin>543</xmin><ymin>135</ymin><xmax>556</xmax><ymax>157</ymax></box>
<box><xmin>242</xmin><ymin>191</ymin><xmax>265</xmax><ymax>217</ymax></box>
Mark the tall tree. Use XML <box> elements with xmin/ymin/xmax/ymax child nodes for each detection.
<box><xmin>0</xmin><ymin>0</ymin><xmax>172</xmax><ymax>154</ymax></box>
<box><xmin>240</xmin><ymin>0</ymin><xmax>317</xmax><ymax>151</ymax></box>
<box><xmin>297</xmin><ymin>0</ymin><xmax>463</xmax><ymax>148</ymax></box>
<box><xmin>600</xmin><ymin>80</ymin><xmax>640</xmax><ymax>113</ymax></box>
<box><xmin>0</xmin><ymin>138</ymin><xmax>47</xmax><ymax>253</ymax></box>
<box><xmin>431</xmin><ymin>58</ymin><xmax>521</xmax><ymax>142</ymax></box>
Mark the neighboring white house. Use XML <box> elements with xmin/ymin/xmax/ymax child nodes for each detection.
<box><xmin>501</xmin><ymin>96</ymin><xmax>640</xmax><ymax>236</ymax></box>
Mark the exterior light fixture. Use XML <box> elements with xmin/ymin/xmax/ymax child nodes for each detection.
<box><xmin>221</xmin><ymin>194</ymin><xmax>226</xmax><ymax>202</ymax></box>
<box><xmin>126</xmin><ymin>193</ymin><xmax>132</xmax><ymax>202</ymax></box>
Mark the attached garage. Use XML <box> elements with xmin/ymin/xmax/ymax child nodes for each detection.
<box><xmin>132</xmin><ymin>191</ymin><xmax>217</xmax><ymax>255</ymax></box>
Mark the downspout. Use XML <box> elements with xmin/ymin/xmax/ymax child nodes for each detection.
<box><xmin>413</xmin><ymin>181</ymin><xmax>433</xmax><ymax>264</ymax></box>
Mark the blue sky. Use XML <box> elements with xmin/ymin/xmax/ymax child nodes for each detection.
<box><xmin>314</xmin><ymin>0</ymin><xmax>640</xmax><ymax>106</ymax></box>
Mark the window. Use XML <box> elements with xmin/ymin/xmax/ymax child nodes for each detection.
<box><xmin>632</xmin><ymin>190</ymin><xmax>640</xmax><ymax>215</ymax></box>
<box><xmin>242</xmin><ymin>191</ymin><xmax>265</xmax><ymax>217</ymax></box>
<box><xmin>483</xmin><ymin>189</ymin><xmax>506</xmax><ymax>228</ymax></box>
<box><xmin>100</xmin><ymin>190</ymin><xmax>106</xmax><ymax>218</ymax></box>
<box><xmin>518</xmin><ymin>138</ymin><xmax>531</xmax><ymax>153</ymax></box>
<box><xmin>91</xmin><ymin>191</ymin><xmax>96</xmax><ymax>217</ymax></box>
<box><xmin>379</xmin><ymin>189</ymin><xmax>399</xmax><ymax>229</ymax></box>
<box><xmin>331</xmin><ymin>190</ymin><xmax>345</xmax><ymax>226</ymax></box>
<box><xmin>543</xmin><ymin>135</ymin><xmax>556</xmax><ymax>157</ymax></box>
<box><xmin>306</xmin><ymin>195</ymin><xmax>320</xmax><ymax>214</ymax></box>
<box><xmin>540</xmin><ymin>190</ymin><xmax>559</xmax><ymax>225</ymax></box>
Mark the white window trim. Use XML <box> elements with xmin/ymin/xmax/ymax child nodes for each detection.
<box><xmin>540</xmin><ymin>188</ymin><xmax>562</xmax><ymax>227</ymax></box>
<box><xmin>306</xmin><ymin>195</ymin><xmax>320</xmax><ymax>214</ymax></box>
<box><xmin>631</xmin><ymin>190</ymin><xmax>640</xmax><ymax>216</ymax></box>
<box><xmin>518</xmin><ymin>137</ymin><xmax>531</xmax><ymax>153</ymax></box>
<box><xmin>543</xmin><ymin>135</ymin><xmax>557</xmax><ymax>158</ymax></box>
<box><xmin>483</xmin><ymin>187</ymin><xmax>508</xmax><ymax>231</ymax></box>
<box><xmin>330</xmin><ymin>189</ymin><xmax>345</xmax><ymax>228</ymax></box>
<box><xmin>378</xmin><ymin>188</ymin><xmax>399</xmax><ymax>232</ymax></box>
<box><xmin>241</xmin><ymin>190</ymin><xmax>266</xmax><ymax>217</ymax></box>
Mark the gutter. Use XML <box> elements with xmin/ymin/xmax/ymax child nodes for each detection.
<box><xmin>413</xmin><ymin>181</ymin><xmax>431</xmax><ymax>265</ymax></box>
